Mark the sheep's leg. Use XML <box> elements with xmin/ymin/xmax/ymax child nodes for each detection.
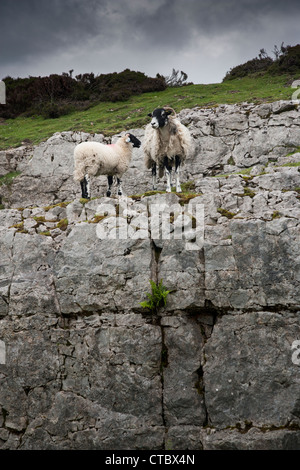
<box><xmin>85</xmin><ymin>174</ymin><xmax>91</xmax><ymax>199</ymax></box>
<box><xmin>80</xmin><ymin>175</ymin><xmax>90</xmax><ymax>199</ymax></box>
<box><xmin>107</xmin><ymin>175</ymin><xmax>113</xmax><ymax>197</ymax></box>
<box><xmin>175</xmin><ymin>155</ymin><xmax>182</xmax><ymax>193</ymax></box>
<box><xmin>117</xmin><ymin>177</ymin><xmax>122</xmax><ymax>196</ymax></box>
<box><xmin>164</xmin><ymin>157</ymin><xmax>172</xmax><ymax>193</ymax></box>
<box><xmin>152</xmin><ymin>163</ymin><xmax>157</xmax><ymax>190</ymax></box>
<box><xmin>80</xmin><ymin>179</ymin><xmax>87</xmax><ymax>199</ymax></box>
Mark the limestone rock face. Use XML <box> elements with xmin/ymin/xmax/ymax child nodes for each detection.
<box><xmin>1</xmin><ymin>100</ymin><xmax>300</xmax><ymax>209</ymax></box>
<box><xmin>0</xmin><ymin>101</ymin><xmax>300</xmax><ymax>450</ymax></box>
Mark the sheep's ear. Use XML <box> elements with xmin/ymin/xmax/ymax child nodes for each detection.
<box><xmin>147</xmin><ymin>113</ymin><xmax>152</xmax><ymax>117</ymax></box>
<box><xmin>165</xmin><ymin>110</ymin><xmax>173</xmax><ymax>116</ymax></box>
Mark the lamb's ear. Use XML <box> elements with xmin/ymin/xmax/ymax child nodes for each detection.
<box><xmin>147</xmin><ymin>113</ymin><xmax>152</xmax><ymax>117</ymax></box>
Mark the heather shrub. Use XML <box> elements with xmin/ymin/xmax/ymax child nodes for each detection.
<box><xmin>0</xmin><ymin>69</ymin><xmax>166</xmax><ymax>119</ymax></box>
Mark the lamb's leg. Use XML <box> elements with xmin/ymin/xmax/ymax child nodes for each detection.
<box><xmin>164</xmin><ymin>156</ymin><xmax>172</xmax><ymax>193</ymax></box>
<box><xmin>107</xmin><ymin>175</ymin><xmax>113</xmax><ymax>197</ymax></box>
<box><xmin>85</xmin><ymin>174</ymin><xmax>91</xmax><ymax>199</ymax></box>
<box><xmin>117</xmin><ymin>177</ymin><xmax>122</xmax><ymax>196</ymax></box>
<box><xmin>152</xmin><ymin>163</ymin><xmax>157</xmax><ymax>190</ymax></box>
<box><xmin>175</xmin><ymin>155</ymin><xmax>182</xmax><ymax>193</ymax></box>
<box><xmin>80</xmin><ymin>175</ymin><xmax>90</xmax><ymax>199</ymax></box>
<box><xmin>80</xmin><ymin>179</ymin><xmax>87</xmax><ymax>199</ymax></box>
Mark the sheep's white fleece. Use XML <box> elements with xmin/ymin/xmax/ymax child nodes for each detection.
<box><xmin>73</xmin><ymin>136</ymin><xmax>132</xmax><ymax>182</ymax></box>
<box><xmin>143</xmin><ymin>117</ymin><xmax>194</xmax><ymax>177</ymax></box>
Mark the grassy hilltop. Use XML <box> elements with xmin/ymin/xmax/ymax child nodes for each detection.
<box><xmin>0</xmin><ymin>74</ymin><xmax>296</xmax><ymax>150</ymax></box>
<box><xmin>1</xmin><ymin>45</ymin><xmax>299</xmax><ymax>150</ymax></box>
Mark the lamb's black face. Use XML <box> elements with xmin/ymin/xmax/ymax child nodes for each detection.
<box><xmin>127</xmin><ymin>133</ymin><xmax>141</xmax><ymax>148</ymax></box>
<box><xmin>148</xmin><ymin>108</ymin><xmax>172</xmax><ymax>129</ymax></box>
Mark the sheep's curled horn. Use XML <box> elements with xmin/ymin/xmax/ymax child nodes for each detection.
<box><xmin>163</xmin><ymin>106</ymin><xmax>177</xmax><ymax>117</ymax></box>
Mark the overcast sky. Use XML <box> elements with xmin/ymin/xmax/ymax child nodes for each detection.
<box><xmin>1</xmin><ymin>0</ymin><xmax>299</xmax><ymax>84</ymax></box>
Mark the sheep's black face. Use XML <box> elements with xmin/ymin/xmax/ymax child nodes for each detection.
<box><xmin>148</xmin><ymin>108</ymin><xmax>172</xmax><ymax>129</ymax></box>
<box><xmin>128</xmin><ymin>133</ymin><xmax>141</xmax><ymax>148</ymax></box>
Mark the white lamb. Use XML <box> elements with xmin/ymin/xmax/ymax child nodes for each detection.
<box><xmin>73</xmin><ymin>133</ymin><xmax>141</xmax><ymax>198</ymax></box>
<box><xmin>143</xmin><ymin>107</ymin><xmax>194</xmax><ymax>192</ymax></box>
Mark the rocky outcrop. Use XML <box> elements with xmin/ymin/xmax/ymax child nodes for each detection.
<box><xmin>0</xmin><ymin>101</ymin><xmax>299</xmax><ymax>450</ymax></box>
<box><xmin>1</xmin><ymin>99</ymin><xmax>300</xmax><ymax>209</ymax></box>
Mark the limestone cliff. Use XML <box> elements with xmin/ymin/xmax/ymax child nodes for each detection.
<box><xmin>0</xmin><ymin>101</ymin><xmax>299</xmax><ymax>450</ymax></box>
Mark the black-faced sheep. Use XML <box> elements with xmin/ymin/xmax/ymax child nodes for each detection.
<box><xmin>142</xmin><ymin>107</ymin><xmax>194</xmax><ymax>192</ymax></box>
<box><xmin>73</xmin><ymin>133</ymin><xmax>141</xmax><ymax>198</ymax></box>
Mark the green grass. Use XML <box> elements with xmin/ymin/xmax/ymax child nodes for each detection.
<box><xmin>0</xmin><ymin>73</ymin><xmax>295</xmax><ymax>150</ymax></box>
<box><xmin>286</xmin><ymin>146</ymin><xmax>300</xmax><ymax>156</ymax></box>
<box><xmin>129</xmin><ymin>182</ymin><xmax>202</xmax><ymax>205</ymax></box>
<box><xmin>0</xmin><ymin>171</ymin><xmax>21</xmax><ymax>185</ymax></box>
<box><xmin>281</xmin><ymin>161</ymin><xmax>300</xmax><ymax>167</ymax></box>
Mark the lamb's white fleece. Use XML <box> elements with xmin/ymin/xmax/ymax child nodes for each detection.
<box><xmin>73</xmin><ymin>136</ymin><xmax>132</xmax><ymax>182</ymax></box>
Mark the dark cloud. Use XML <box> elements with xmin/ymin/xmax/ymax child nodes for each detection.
<box><xmin>122</xmin><ymin>0</ymin><xmax>298</xmax><ymax>44</ymax></box>
<box><xmin>1</xmin><ymin>0</ymin><xmax>299</xmax><ymax>82</ymax></box>
<box><xmin>1</xmin><ymin>0</ymin><xmax>109</xmax><ymax>63</ymax></box>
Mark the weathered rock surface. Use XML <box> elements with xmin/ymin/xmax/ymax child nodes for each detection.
<box><xmin>1</xmin><ymin>99</ymin><xmax>300</xmax><ymax>209</ymax></box>
<box><xmin>0</xmin><ymin>101</ymin><xmax>299</xmax><ymax>450</ymax></box>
